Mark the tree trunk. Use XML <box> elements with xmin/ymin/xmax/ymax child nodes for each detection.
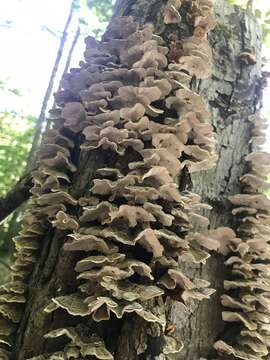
<box><xmin>8</xmin><ymin>1</ymin><xmax>263</xmax><ymax>359</ymax></box>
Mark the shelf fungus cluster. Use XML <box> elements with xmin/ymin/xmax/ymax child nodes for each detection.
<box><xmin>37</xmin><ymin>12</ymin><xmax>222</xmax><ymax>360</ymax></box>
<box><xmin>214</xmin><ymin>113</ymin><xmax>270</xmax><ymax>360</ymax></box>
<box><xmin>0</xmin><ymin>1</ymin><xmax>240</xmax><ymax>358</ymax></box>
<box><xmin>0</xmin><ymin>115</ymin><xmax>79</xmax><ymax>355</ymax></box>
<box><xmin>0</xmin><ymin>75</ymin><xmax>79</xmax><ymax>357</ymax></box>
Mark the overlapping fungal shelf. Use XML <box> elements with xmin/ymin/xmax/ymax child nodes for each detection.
<box><xmin>0</xmin><ymin>99</ymin><xmax>78</xmax><ymax>357</ymax></box>
<box><xmin>0</xmin><ymin>1</ymin><xmax>246</xmax><ymax>359</ymax></box>
<box><xmin>214</xmin><ymin>113</ymin><xmax>270</xmax><ymax>359</ymax></box>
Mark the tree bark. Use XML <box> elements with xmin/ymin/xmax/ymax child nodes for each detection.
<box><xmin>0</xmin><ymin>172</ymin><xmax>33</xmax><ymax>224</ymax></box>
<box><xmin>11</xmin><ymin>1</ymin><xmax>263</xmax><ymax>359</ymax></box>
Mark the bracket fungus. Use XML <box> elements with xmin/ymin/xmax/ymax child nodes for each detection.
<box><xmin>164</xmin><ymin>2</ymin><xmax>181</xmax><ymax>25</ymax></box>
<box><xmin>214</xmin><ymin>112</ymin><xmax>270</xmax><ymax>359</ymax></box>
<box><xmin>1</xmin><ymin>2</ymin><xmax>238</xmax><ymax>358</ymax></box>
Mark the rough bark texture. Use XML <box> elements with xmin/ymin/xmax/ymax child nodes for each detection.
<box><xmin>168</xmin><ymin>2</ymin><xmax>262</xmax><ymax>358</ymax></box>
<box><xmin>0</xmin><ymin>172</ymin><xmax>33</xmax><ymax>224</ymax></box>
<box><xmin>12</xmin><ymin>1</ymin><xmax>262</xmax><ymax>359</ymax></box>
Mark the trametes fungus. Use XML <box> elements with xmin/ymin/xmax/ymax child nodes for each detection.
<box><xmin>0</xmin><ymin>1</ymin><xmax>234</xmax><ymax>357</ymax></box>
<box><xmin>0</xmin><ymin>43</ymin><xmax>79</xmax><ymax>353</ymax></box>
<box><xmin>164</xmin><ymin>1</ymin><xmax>182</xmax><ymax>25</ymax></box>
<box><xmin>214</xmin><ymin>113</ymin><xmax>270</xmax><ymax>359</ymax></box>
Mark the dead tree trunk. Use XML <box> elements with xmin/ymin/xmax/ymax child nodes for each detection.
<box><xmin>5</xmin><ymin>1</ymin><xmax>264</xmax><ymax>360</ymax></box>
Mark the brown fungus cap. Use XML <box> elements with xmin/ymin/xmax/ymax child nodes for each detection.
<box><xmin>110</xmin><ymin>205</ymin><xmax>156</xmax><ymax>227</ymax></box>
<box><xmin>61</xmin><ymin>102</ymin><xmax>86</xmax><ymax>132</ymax></box>
<box><xmin>51</xmin><ymin>211</ymin><xmax>79</xmax><ymax>231</ymax></box>
<box><xmin>229</xmin><ymin>194</ymin><xmax>270</xmax><ymax>211</ymax></box>
<box><xmin>134</xmin><ymin>228</ymin><xmax>164</xmax><ymax>258</ymax></box>
<box><xmin>44</xmin><ymin>327</ymin><xmax>113</xmax><ymax>360</ymax></box>
<box><xmin>164</xmin><ymin>4</ymin><xmax>181</xmax><ymax>24</ymax></box>
<box><xmin>64</xmin><ymin>233</ymin><xmax>119</xmax><ymax>254</ymax></box>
